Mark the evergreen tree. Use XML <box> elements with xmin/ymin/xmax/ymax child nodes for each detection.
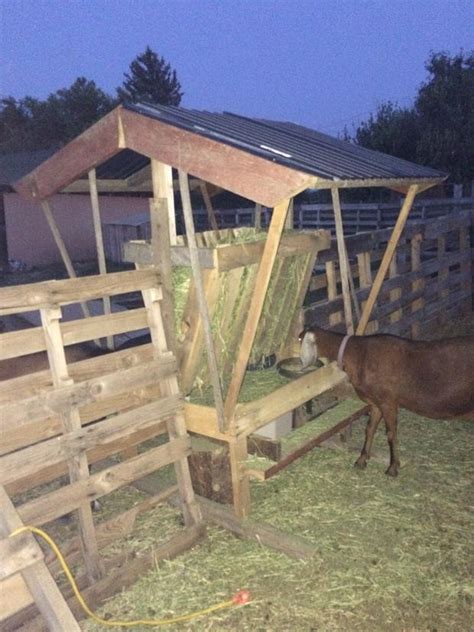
<box><xmin>117</xmin><ymin>46</ymin><xmax>183</xmax><ymax>106</ymax></box>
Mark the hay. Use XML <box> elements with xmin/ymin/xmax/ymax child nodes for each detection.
<box><xmin>83</xmin><ymin>404</ymin><xmax>473</xmax><ymax>631</ymax></box>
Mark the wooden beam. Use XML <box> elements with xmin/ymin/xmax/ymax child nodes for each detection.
<box><xmin>151</xmin><ymin>160</ymin><xmax>177</xmax><ymax>245</ymax></box>
<box><xmin>224</xmin><ymin>199</ymin><xmax>290</xmax><ymax>418</ymax></box>
<box><xmin>0</xmin><ymin>487</ymin><xmax>81</xmax><ymax>631</ymax></box>
<box><xmin>263</xmin><ymin>405</ymin><xmax>370</xmax><ymax>479</ymax></box>
<box><xmin>148</xmin><ymin>198</ymin><xmax>177</xmax><ymax>354</ymax></box>
<box><xmin>120</xmin><ymin>107</ymin><xmax>313</xmax><ymax>207</ymax></box>
<box><xmin>88</xmin><ymin>169</ymin><xmax>113</xmax><ymax>349</ymax></box>
<box><xmin>356</xmin><ymin>184</ymin><xmax>419</xmax><ymax>334</ymax></box>
<box><xmin>331</xmin><ymin>187</ymin><xmax>354</xmax><ymax>334</ymax></box>
<box><xmin>192</xmin><ymin>495</ymin><xmax>317</xmax><ymax>560</ymax></box>
<box><xmin>178</xmin><ymin>170</ymin><xmax>226</xmax><ymax>432</ymax></box>
<box><xmin>199</xmin><ymin>182</ymin><xmax>220</xmax><ymax>234</ymax></box>
<box><xmin>40</xmin><ymin>199</ymin><xmax>95</xmax><ymax>328</ymax></box>
<box><xmin>14</xmin><ymin>107</ymin><xmax>121</xmax><ymax>201</ymax></box>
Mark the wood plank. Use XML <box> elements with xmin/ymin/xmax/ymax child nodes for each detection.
<box><xmin>88</xmin><ymin>168</ymin><xmax>113</xmax><ymax>349</ymax></box>
<box><xmin>184</xmin><ymin>402</ymin><xmax>230</xmax><ymax>441</ymax></box>
<box><xmin>357</xmin><ymin>185</ymin><xmax>419</xmax><ymax>334</ymax></box>
<box><xmin>40</xmin><ymin>305</ymin><xmax>103</xmax><ymax>581</ymax></box>
<box><xmin>0</xmin><ymin>574</ymin><xmax>34</xmax><ymax>621</ymax></box>
<box><xmin>120</xmin><ymin>106</ymin><xmax>313</xmax><ymax>208</ymax></box>
<box><xmin>0</xmin><ymin>269</ymin><xmax>161</xmax><ymax>315</ymax></box>
<box><xmin>0</xmin><ymin>487</ymin><xmax>80</xmax><ymax>631</ymax></box>
<box><xmin>18</xmin><ymin>437</ymin><xmax>190</xmax><ymax>526</ymax></box>
<box><xmin>14</xmin><ymin>107</ymin><xmax>120</xmax><ymax>201</ymax></box>
<box><xmin>224</xmin><ymin>199</ymin><xmax>290</xmax><ymax>418</ymax></box>
<box><xmin>151</xmin><ymin>160</ymin><xmax>177</xmax><ymax>245</ymax></box>
<box><xmin>0</xmin><ymin>308</ymin><xmax>149</xmax><ymax>361</ymax></box>
<box><xmin>234</xmin><ymin>363</ymin><xmax>347</xmax><ymax>437</ymax></box>
<box><xmin>194</xmin><ymin>495</ymin><xmax>317</xmax><ymax>560</ymax></box>
<box><xmin>264</xmin><ymin>405</ymin><xmax>370</xmax><ymax>479</ymax></box>
<box><xmin>331</xmin><ymin>187</ymin><xmax>354</xmax><ymax>334</ymax></box>
<box><xmin>0</xmin><ymin>355</ymin><xmax>176</xmax><ymax>437</ymax></box>
<box><xmin>200</xmin><ymin>181</ymin><xmax>220</xmax><ymax>233</ymax></box>
<box><xmin>1</xmin><ymin>395</ymin><xmax>179</xmax><ymax>486</ymax></box>
<box><xmin>179</xmin><ymin>170</ymin><xmax>226</xmax><ymax>431</ymax></box>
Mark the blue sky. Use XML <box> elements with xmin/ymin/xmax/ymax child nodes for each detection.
<box><xmin>1</xmin><ymin>0</ymin><xmax>473</xmax><ymax>136</ymax></box>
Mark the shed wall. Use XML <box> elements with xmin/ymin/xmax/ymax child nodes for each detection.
<box><xmin>4</xmin><ymin>193</ymin><xmax>149</xmax><ymax>266</ymax></box>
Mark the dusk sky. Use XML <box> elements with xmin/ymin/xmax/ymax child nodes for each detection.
<box><xmin>1</xmin><ymin>0</ymin><xmax>473</xmax><ymax>136</ymax></box>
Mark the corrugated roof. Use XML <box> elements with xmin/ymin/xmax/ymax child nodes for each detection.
<box><xmin>124</xmin><ymin>102</ymin><xmax>446</xmax><ymax>182</ymax></box>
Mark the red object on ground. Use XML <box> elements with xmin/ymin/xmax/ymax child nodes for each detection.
<box><xmin>232</xmin><ymin>590</ymin><xmax>252</xmax><ymax>605</ymax></box>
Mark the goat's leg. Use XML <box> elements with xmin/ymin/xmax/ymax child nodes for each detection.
<box><xmin>354</xmin><ymin>405</ymin><xmax>382</xmax><ymax>469</ymax></box>
<box><xmin>382</xmin><ymin>407</ymin><xmax>400</xmax><ymax>477</ymax></box>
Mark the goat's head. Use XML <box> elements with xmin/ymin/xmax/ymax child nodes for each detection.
<box><xmin>299</xmin><ymin>328</ymin><xmax>318</xmax><ymax>369</ymax></box>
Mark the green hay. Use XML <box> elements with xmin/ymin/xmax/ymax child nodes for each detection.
<box><xmin>83</xmin><ymin>408</ymin><xmax>473</xmax><ymax>632</ymax></box>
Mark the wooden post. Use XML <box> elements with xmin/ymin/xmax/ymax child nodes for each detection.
<box><xmin>0</xmin><ymin>487</ymin><xmax>81</xmax><ymax>631</ymax></box>
<box><xmin>178</xmin><ymin>170</ymin><xmax>227</xmax><ymax>432</ymax></box>
<box><xmin>224</xmin><ymin>198</ymin><xmax>290</xmax><ymax>418</ymax></box>
<box><xmin>254</xmin><ymin>203</ymin><xmax>262</xmax><ymax>229</ymax></box>
<box><xmin>331</xmin><ymin>187</ymin><xmax>354</xmax><ymax>334</ymax></box>
<box><xmin>40</xmin><ymin>306</ymin><xmax>104</xmax><ymax>582</ymax></box>
<box><xmin>199</xmin><ymin>181</ymin><xmax>220</xmax><ymax>235</ymax></box>
<box><xmin>149</xmin><ymin>198</ymin><xmax>177</xmax><ymax>355</ymax></box>
<box><xmin>285</xmin><ymin>198</ymin><xmax>294</xmax><ymax>230</ymax></box>
<box><xmin>357</xmin><ymin>185</ymin><xmax>419</xmax><ymax>335</ymax></box>
<box><xmin>228</xmin><ymin>436</ymin><xmax>250</xmax><ymax>519</ymax></box>
<box><xmin>410</xmin><ymin>233</ymin><xmax>424</xmax><ymax>338</ymax></box>
<box><xmin>40</xmin><ymin>200</ymin><xmax>96</xmax><ymax>331</ymax></box>
<box><xmin>151</xmin><ymin>160</ymin><xmax>177</xmax><ymax>245</ymax></box>
<box><xmin>88</xmin><ymin>169</ymin><xmax>113</xmax><ymax>350</ymax></box>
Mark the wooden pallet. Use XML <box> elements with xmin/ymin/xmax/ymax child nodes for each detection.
<box><xmin>0</xmin><ymin>269</ymin><xmax>202</xmax><ymax>629</ymax></box>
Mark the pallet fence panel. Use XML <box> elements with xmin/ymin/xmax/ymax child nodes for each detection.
<box><xmin>0</xmin><ymin>269</ymin><xmax>202</xmax><ymax>629</ymax></box>
<box><xmin>303</xmin><ymin>211</ymin><xmax>473</xmax><ymax>337</ymax></box>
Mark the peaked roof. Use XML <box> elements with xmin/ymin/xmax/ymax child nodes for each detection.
<box><xmin>14</xmin><ymin>103</ymin><xmax>446</xmax><ymax>207</ymax></box>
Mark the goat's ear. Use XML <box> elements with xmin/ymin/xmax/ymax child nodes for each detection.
<box><xmin>298</xmin><ymin>329</ymin><xmax>316</xmax><ymax>342</ymax></box>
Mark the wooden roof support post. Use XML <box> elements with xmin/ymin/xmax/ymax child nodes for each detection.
<box><xmin>151</xmin><ymin>160</ymin><xmax>177</xmax><ymax>246</ymax></box>
<box><xmin>149</xmin><ymin>197</ymin><xmax>177</xmax><ymax>355</ymax></box>
<box><xmin>178</xmin><ymin>170</ymin><xmax>227</xmax><ymax>432</ymax></box>
<box><xmin>331</xmin><ymin>187</ymin><xmax>354</xmax><ymax>334</ymax></box>
<box><xmin>224</xmin><ymin>198</ymin><xmax>290</xmax><ymax>419</ymax></box>
<box><xmin>356</xmin><ymin>184</ymin><xmax>419</xmax><ymax>335</ymax></box>
<box><xmin>254</xmin><ymin>203</ymin><xmax>262</xmax><ymax>229</ymax></box>
<box><xmin>40</xmin><ymin>199</ymin><xmax>94</xmax><ymax>325</ymax></box>
<box><xmin>88</xmin><ymin>169</ymin><xmax>113</xmax><ymax>350</ymax></box>
<box><xmin>199</xmin><ymin>181</ymin><xmax>220</xmax><ymax>235</ymax></box>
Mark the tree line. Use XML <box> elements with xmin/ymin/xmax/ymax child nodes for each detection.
<box><xmin>0</xmin><ymin>47</ymin><xmax>182</xmax><ymax>153</ymax></box>
<box><xmin>1</xmin><ymin>48</ymin><xmax>472</xmax><ymax>185</ymax></box>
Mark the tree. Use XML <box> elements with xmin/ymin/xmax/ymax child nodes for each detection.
<box><xmin>352</xmin><ymin>50</ymin><xmax>474</xmax><ymax>184</ymax></box>
<box><xmin>354</xmin><ymin>102</ymin><xmax>420</xmax><ymax>163</ymax></box>
<box><xmin>415</xmin><ymin>51</ymin><xmax>474</xmax><ymax>182</ymax></box>
<box><xmin>0</xmin><ymin>78</ymin><xmax>116</xmax><ymax>152</ymax></box>
<box><xmin>117</xmin><ymin>46</ymin><xmax>183</xmax><ymax>106</ymax></box>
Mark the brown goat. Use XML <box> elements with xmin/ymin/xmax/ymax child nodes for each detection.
<box><xmin>300</xmin><ymin>326</ymin><xmax>474</xmax><ymax>476</ymax></box>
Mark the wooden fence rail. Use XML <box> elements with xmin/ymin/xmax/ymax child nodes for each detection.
<box><xmin>303</xmin><ymin>211</ymin><xmax>473</xmax><ymax>337</ymax></box>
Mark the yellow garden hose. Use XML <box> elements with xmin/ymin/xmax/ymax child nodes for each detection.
<box><xmin>10</xmin><ymin>525</ymin><xmax>251</xmax><ymax>627</ymax></box>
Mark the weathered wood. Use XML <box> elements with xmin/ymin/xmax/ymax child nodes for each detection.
<box><xmin>0</xmin><ymin>486</ymin><xmax>80</xmax><ymax>630</ymax></box>
<box><xmin>0</xmin><ymin>308</ymin><xmax>149</xmax><ymax>361</ymax></box>
<box><xmin>179</xmin><ymin>169</ymin><xmax>226</xmax><ymax>431</ymax></box>
<box><xmin>0</xmin><ymin>268</ymin><xmax>161</xmax><ymax>315</ymax></box>
<box><xmin>357</xmin><ymin>185</ymin><xmax>418</xmax><ymax>334</ymax></box>
<box><xmin>331</xmin><ymin>187</ymin><xmax>354</xmax><ymax>333</ymax></box>
<box><xmin>149</xmin><ymin>197</ymin><xmax>177</xmax><ymax>354</ymax></box>
<box><xmin>40</xmin><ymin>305</ymin><xmax>104</xmax><ymax>582</ymax></box>
<box><xmin>234</xmin><ymin>363</ymin><xmax>347</xmax><ymax>437</ymax></box>
<box><xmin>8</xmin><ymin>524</ymin><xmax>206</xmax><ymax>632</ymax></box>
<box><xmin>194</xmin><ymin>495</ymin><xmax>317</xmax><ymax>560</ymax></box>
<box><xmin>88</xmin><ymin>168</ymin><xmax>113</xmax><ymax>349</ymax></box>
<box><xmin>264</xmin><ymin>405</ymin><xmax>370</xmax><ymax>479</ymax></box>
<box><xmin>120</xmin><ymin>106</ymin><xmax>313</xmax><ymax>208</ymax></box>
<box><xmin>228</xmin><ymin>435</ymin><xmax>251</xmax><ymax>518</ymax></box>
<box><xmin>151</xmin><ymin>160</ymin><xmax>177</xmax><ymax>245</ymax></box>
<box><xmin>200</xmin><ymin>181</ymin><xmax>220</xmax><ymax>233</ymax></box>
<box><xmin>248</xmin><ymin>434</ymin><xmax>282</xmax><ymax>461</ymax></box>
<box><xmin>224</xmin><ymin>198</ymin><xmax>290</xmax><ymax>418</ymax></box>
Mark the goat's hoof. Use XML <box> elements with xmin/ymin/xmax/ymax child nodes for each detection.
<box><xmin>354</xmin><ymin>458</ymin><xmax>367</xmax><ymax>470</ymax></box>
<box><xmin>385</xmin><ymin>466</ymin><xmax>398</xmax><ymax>477</ymax></box>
